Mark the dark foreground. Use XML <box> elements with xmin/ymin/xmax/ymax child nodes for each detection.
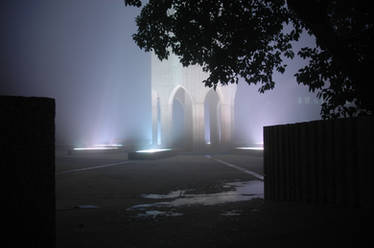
<box><xmin>56</xmin><ymin>150</ymin><xmax>371</xmax><ymax>248</ymax></box>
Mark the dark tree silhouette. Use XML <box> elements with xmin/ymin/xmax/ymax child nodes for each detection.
<box><xmin>125</xmin><ymin>0</ymin><xmax>373</xmax><ymax>119</ymax></box>
<box><xmin>288</xmin><ymin>1</ymin><xmax>373</xmax><ymax>118</ymax></box>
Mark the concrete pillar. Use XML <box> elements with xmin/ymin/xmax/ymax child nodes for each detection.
<box><xmin>151</xmin><ymin>92</ymin><xmax>158</xmax><ymax>146</ymax></box>
<box><xmin>210</xmin><ymin>101</ymin><xmax>219</xmax><ymax>145</ymax></box>
<box><xmin>192</xmin><ymin>102</ymin><xmax>205</xmax><ymax>149</ymax></box>
<box><xmin>220</xmin><ymin>103</ymin><xmax>234</xmax><ymax>145</ymax></box>
<box><xmin>184</xmin><ymin>103</ymin><xmax>193</xmax><ymax>149</ymax></box>
<box><xmin>158</xmin><ymin>100</ymin><xmax>172</xmax><ymax>148</ymax></box>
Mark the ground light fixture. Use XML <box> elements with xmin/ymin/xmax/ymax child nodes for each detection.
<box><xmin>236</xmin><ymin>146</ymin><xmax>264</xmax><ymax>151</ymax></box>
<box><xmin>128</xmin><ymin>148</ymin><xmax>174</xmax><ymax>159</ymax></box>
<box><xmin>95</xmin><ymin>144</ymin><xmax>123</xmax><ymax>147</ymax></box>
<box><xmin>136</xmin><ymin>148</ymin><xmax>172</xmax><ymax>153</ymax></box>
<box><xmin>72</xmin><ymin>144</ymin><xmax>123</xmax><ymax>151</ymax></box>
<box><xmin>73</xmin><ymin>147</ymin><xmax>118</xmax><ymax>151</ymax></box>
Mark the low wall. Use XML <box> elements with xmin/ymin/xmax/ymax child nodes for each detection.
<box><xmin>264</xmin><ymin>117</ymin><xmax>373</xmax><ymax>207</ymax></box>
<box><xmin>1</xmin><ymin>96</ymin><xmax>55</xmax><ymax>247</ymax></box>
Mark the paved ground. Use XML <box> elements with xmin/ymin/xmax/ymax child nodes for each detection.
<box><xmin>56</xmin><ymin>150</ymin><xmax>371</xmax><ymax>248</ymax></box>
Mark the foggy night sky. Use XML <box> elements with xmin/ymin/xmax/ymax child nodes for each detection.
<box><xmin>1</xmin><ymin>0</ymin><xmax>321</xmax><ymax>147</ymax></box>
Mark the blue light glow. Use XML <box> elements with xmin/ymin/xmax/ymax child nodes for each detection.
<box><xmin>73</xmin><ymin>147</ymin><xmax>119</xmax><ymax>151</ymax></box>
<box><xmin>136</xmin><ymin>148</ymin><xmax>171</xmax><ymax>153</ymax></box>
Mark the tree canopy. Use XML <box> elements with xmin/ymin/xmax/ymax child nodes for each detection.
<box><xmin>125</xmin><ymin>0</ymin><xmax>373</xmax><ymax>119</ymax></box>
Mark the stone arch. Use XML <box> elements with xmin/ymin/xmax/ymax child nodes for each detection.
<box><xmin>169</xmin><ymin>85</ymin><xmax>193</xmax><ymax>149</ymax></box>
<box><xmin>168</xmin><ymin>85</ymin><xmax>193</xmax><ymax>105</ymax></box>
<box><xmin>204</xmin><ymin>89</ymin><xmax>222</xmax><ymax>146</ymax></box>
<box><xmin>204</xmin><ymin>87</ymin><xmax>224</xmax><ymax>104</ymax></box>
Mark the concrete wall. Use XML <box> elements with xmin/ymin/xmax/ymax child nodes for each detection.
<box><xmin>1</xmin><ymin>96</ymin><xmax>55</xmax><ymax>247</ymax></box>
<box><xmin>264</xmin><ymin>117</ymin><xmax>373</xmax><ymax>207</ymax></box>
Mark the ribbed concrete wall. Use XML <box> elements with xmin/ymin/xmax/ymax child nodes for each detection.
<box><xmin>264</xmin><ymin>117</ymin><xmax>373</xmax><ymax>207</ymax></box>
<box><xmin>1</xmin><ymin>96</ymin><xmax>55</xmax><ymax>247</ymax></box>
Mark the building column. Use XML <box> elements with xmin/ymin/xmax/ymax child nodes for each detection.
<box><xmin>160</xmin><ymin>102</ymin><xmax>172</xmax><ymax>147</ymax></box>
<box><xmin>192</xmin><ymin>102</ymin><xmax>205</xmax><ymax>149</ymax></box>
<box><xmin>184</xmin><ymin>103</ymin><xmax>193</xmax><ymax>149</ymax></box>
<box><xmin>151</xmin><ymin>93</ymin><xmax>159</xmax><ymax>146</ymax></box>
<box><xmin>220</xmin><ymin>103</ymin><xmax>234</xmax><ymax>145</ymax></box>
<box><xmin>210</xmin><ymin>101</ymin><xmax>219</xmax><ymax>145</ymax></box>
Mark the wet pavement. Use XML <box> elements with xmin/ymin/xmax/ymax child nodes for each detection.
<box><xmin>56</xmin><ymin>151</ymin><xmax>370</xmax><ymax>248</ymax></box>
<box><xmin>127</xmin><ymin>180</ymin><xmax>263</xmax><ymax>218</ymax></box>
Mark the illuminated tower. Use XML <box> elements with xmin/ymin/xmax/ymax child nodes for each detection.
<box><xmin>151</xmin><ymin>52</ymin><xmax>236</xmax><ymax>150</ymax></box>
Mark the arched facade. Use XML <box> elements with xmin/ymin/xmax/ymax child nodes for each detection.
<box><xmin>170</xmin><ymin>86</ymin><xmax>193</xmax><ymax>149</ymax></box>
<box><xmin>151</xmin><ymin>52</ymin><xmax>236</xmax><ymax>150</ymax></box>
<box><xmin>204</xmin><ymin>89</ymin><xmax>222</xmax><ymax>146</ymax></box>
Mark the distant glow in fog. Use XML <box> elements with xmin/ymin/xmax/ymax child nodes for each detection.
<box><xmin>157</xmin><ymin>126</ymin><xmax>161</xmax><ymax>145</ymax></box>
<box><xmin>73</xmin><ymin>147</ymin><xmax>119</xmax><ymax>151</ymax></box>
<box><xmin>73</xmin><ymin>143</ymin><xmax>123</xmax><ymax>151</ymax></box>
<box><xmin>95</xmin><ymin>144</ymin><xmax>123</xmax><ymax>147</ymax></box>
<box><xmin>136</xmin><ymin>148</ymin><xmax>171</xmax><ymax>153</ymax></box>
<box><xmin>236</xmin><ymin>146</ymin><xmax>264</xmax><ymax>151</ymax></box>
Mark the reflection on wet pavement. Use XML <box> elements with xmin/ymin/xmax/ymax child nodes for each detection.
<box><xmin>221</xmin><ymin>210</ymin><xmax>241</xmax><ymax>216</ymax></box>
<box><xmin>141</xmin><ymin>190</ymin><xmax>185</xmax><ymax>199</ymax></box>
<box><xmin>127</xmin><ymin>180</ymin><xmax>263</xmax><ymax>218</ymax></box>
<box><xmin>136</xmin><ymin>210</ymin><xmax>184</xmax><ymax>218</ymax></box>
<box><xmin>74</xmin><ymin>205</ymin><xmax>100</xmax><ymax>209</ymax></box>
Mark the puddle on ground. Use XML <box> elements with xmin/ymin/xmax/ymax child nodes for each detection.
<box><xmin>136</xmin><ymin>210</ymin><xmax>183</xmax><ymax>218</ymax></box>
<box><xmin>56</xmin><ymin>205</ymin><xmax>100</xmax><ymax>211</ymax></box>
<box><xmin>127</xmin><ymin>180</ymin><xmax>263</xmax><ymax>217</ymax></box>
<box><xmin>74</xmin><ymin>205</ymin><xmax>100</xmax><ymax>209</ymax></box>
<box><xmin>221</xmin><ymin>210</ymin><xmax>242</xmax><ymax>216</ymax></box>
<box><xmin>141</xmin><ymin>190</ymin><xmax>185</xmax><ymax>199</ymax></box>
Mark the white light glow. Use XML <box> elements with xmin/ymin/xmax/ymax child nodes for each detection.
<box><xmin>73</xmin><ymin>147</ymin><xmax>119</xmax><ymax>151</ymax></box>
<box><xmin>136</xmin><ymin>148</ymin><xmax>171</xmax><ymax>153</ymax></box>
<box><xmin>95</xmin><ymin>144</ymin><xmax>123</xmax><ymax>147</ymax></box>
<box><xmin>73</xmin><ymin>143</ymin><xmax>124</xmax><ymax>151</ymax></box>
<box><xmin>236</xmin><ymin>146</ymin><xmax>264</xmax><ymax>151</ymax></box>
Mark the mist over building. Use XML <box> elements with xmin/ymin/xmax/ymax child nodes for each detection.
<box><xmin>0</xmin><ymin>0</ymin><xmax>321</xmax><ymax>149</ymax></box>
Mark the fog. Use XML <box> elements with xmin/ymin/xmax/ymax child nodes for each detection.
<box><xmin>1</xmin><ymin>0</ymin><xmax>320</xmax><ymax>148</ymax></box>
<box><xmin>234</xmin><ymin>33</ymin><xmax>321</xmax><ymax>145</ymax></box>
